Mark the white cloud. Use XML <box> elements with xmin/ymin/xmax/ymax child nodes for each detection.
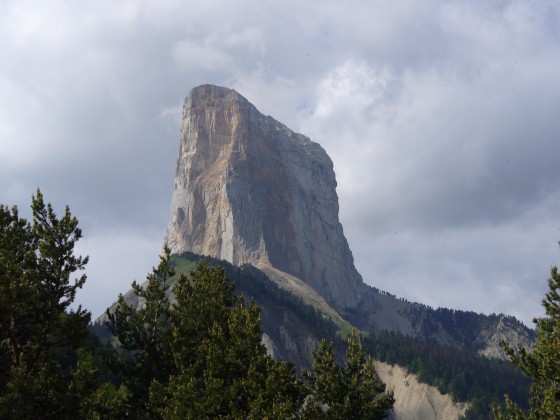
<box><xmin>172</xmin><ymin>39</ymin><xmax>233</xmax><ymax>71</ymax></box>
<box><xmin>312</xmin><ymin>61</ymin><xmax>397</xmax><ymax>120</ymax></box>
<box><xmin>224</xmin><ymin>27</ymin><xmax>266</xmax><ymax>55</ymax></box>
<box><xmin>0</xmin><ymin>76</ymin><xmax>44</xmax><ymax>168</ymax></box>
<box><xmin>74</xmin><ymin>228</ymin><xmax>163</xmax><ymax>319</ymax></box>
<box><xmin>1</xmin><ymin>0</ymin><xmax>559</xmax><ymax>325</ymax></box>
<box><xmin>171</xmin><ymin>27</ymin><xmax>266</xmax><ymax>74</ymax></box>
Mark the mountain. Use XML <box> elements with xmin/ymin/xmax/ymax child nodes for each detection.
<box><xmin>163</xmin><ymin>84</ymin><xmax>533</xmax><ymax>358</ymax></box>
<box><xmin>98</xmin><ymin>84</ymin><xmax>534</xmax><ymax>418</ymax></box>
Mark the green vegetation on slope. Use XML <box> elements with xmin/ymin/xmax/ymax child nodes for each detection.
<box><xmin>169</xmin><ymin>254</ymin><xmax>196</xmax><ymax>278</ymax></box>
<box><xmin>362</xmin><ymin>330</ymin><xmax>530</xmax><ymax>419</ymax></box>
<box><xmin>405</xmin><ymin>306</ymin><xmax>534</xmax><ymax>354</ymax></box>
<box><xmin>172</xmin><ymin>252</ymin><xmax>532</xmax><ymax>419</ymax></box>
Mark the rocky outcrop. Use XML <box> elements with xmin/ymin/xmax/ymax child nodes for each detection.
<box><xmin>164</xmin><ymin>84</ymin><xmax>363</xmax><ymax>308</ymax></box>
<box><xmin>477</xmin><ymin>315</ymin><xmax>535</xmax><ymax>359</ymax></box>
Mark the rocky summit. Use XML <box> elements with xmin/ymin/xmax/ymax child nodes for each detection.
<box><xmin>163</xmin><ymin>84</ymin><xmax>534</xmax><ymax>359</ymax></box>
<box><xmin>164</xmin><ymin>84</ymin><xmax>363</xmax><ymax>309</ymax></box>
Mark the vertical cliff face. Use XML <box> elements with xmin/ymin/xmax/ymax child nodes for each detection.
<box><xmin>164</xmin><ymin>84</ymin><xmax>363</xmax><ymax>308</ymax></box>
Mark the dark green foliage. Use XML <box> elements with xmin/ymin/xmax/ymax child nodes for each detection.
<box><xmin>106</xmin><ymin>246</ymin><xmax>175</xmax><ymax>417</ymax></box>
<box><xmin>0</xmin><ymin>190</ymin><xmax>95</xmax><ymax>417</ymax></box>
<box><xmin>302</xmin><ymin>332</ymin><xmax>394</xmax><ymax>419</ymax></box>
<box><xmin>362</xmin><ymin>330</ymin><xmax>530</xmax><ymax>419</ymax></box>
<box><xmin>106</xmin><ymin>253</ymin><xmax>393</xmax><ymax>418</ymax></box>
<box><xmin>495</xmin><ymin>266</ymin><xmax>560</xmax><ymax>419</ymax></box>
<box><xmin>109</xmin><ymin>255</ymin><xmax>306</xmax><ymax>418</ymax></box>
<box><xmin>161</xmin><ymin>261</ymin><xmax>305</xmax><ymax>417</ymax></box>
<box><xmin>405</xmin><ymin>306</ymin><xmax>533</xmax><ymax>354</ymax></box>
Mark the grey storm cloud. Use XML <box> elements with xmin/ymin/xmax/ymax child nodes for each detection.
<box><xmin>1</xmin><ymin>0</ymin><xmax>559</xmax><ymax>325</ymax></box>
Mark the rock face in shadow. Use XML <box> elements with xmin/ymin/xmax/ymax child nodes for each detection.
<box><xmin>165</xmin><ymin>84</ymin><xmax>363</xmax><ymax>309</ymax></box>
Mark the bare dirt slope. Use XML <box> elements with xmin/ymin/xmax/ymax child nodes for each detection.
<box><xmin>374</xmin><ymin>361</ymin><xmax>469</xmax><ymax>420</ymax></box>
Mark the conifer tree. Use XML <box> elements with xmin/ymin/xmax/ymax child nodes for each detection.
<box><xmin>0</xmin><ymin>190</ymin><xmax>92</xmax><ymax>417</ymax></box>
<box><xmin>495</xmin><ymin>265</ymin><xmax>560</xmax><ymax>419</ymax></box>
<box><xmin>302</xmin><ymin>331</ymin><xmax>394</xmax><ymax>419</ymax></box>
<box><xmin>108</xmin><ymin>255</ymin><xmax>305</xmax><ymax>418</ymax></box>
<box><xmin>106</xmin><ymin>246</ymin><xmax>175</xmax><ymax>417</ymax></box>
<box><xmin>150</xmin><ymin>261</ymin><xmax>304</xmax><ymax>418</ymax></box>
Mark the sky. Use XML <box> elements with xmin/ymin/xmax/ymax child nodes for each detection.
<box><xmin>1</xmin><ymin>0</ymin><xmax>559</xmax><ymax>326</ymax></box>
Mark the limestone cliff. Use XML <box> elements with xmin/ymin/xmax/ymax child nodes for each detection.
<box><xmin>163</xmin><ymin>84</ymin><xmax>534</xmax><ymax>357</ymax></box>
<box><xmin>164</xmin><ymin>84</ymin><xmax>363</xmax><ymax>308</ymax></box>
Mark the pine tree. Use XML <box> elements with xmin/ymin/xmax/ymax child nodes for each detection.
<box><xmin>495</xmin><ymin>265</ymin><xmax>560</xmax><ymax>419</ymax></box>
<box><xmin>344</xmin><ymin>331</ymin><xmax>395</xmax><ymax>419</ymax></box>
<box><xmin>302</xmin><ymin>331</ymin><xmax>394</xmax><ymax>419</ymax></box>
<box><xmin>108</xmin><ymin>255</ymin><xmax>305</xmax><ymax>418</ymax></box>
<box><xmin>0</xmin><ymin>190</ymin><xmax>92</xmax><ymax>417</ymax></box>
<box><xmin>302</xmin><ymin>339</ymin><xmax>345</xmax><ymax>416</ymax></box>
<box><xmin>106</xmin><ymin>246</ymin><xmax>175</xmax><ymax>418</ymax></box>
<box><xmin>151</xmin><ymin>261</ymin><xmax>304</xmax><ymax>418</ymax></box>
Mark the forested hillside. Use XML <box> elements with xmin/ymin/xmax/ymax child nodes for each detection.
<box><xmin>167</xmin><ymin>253</ymin><xmax>531</xmax><ymax>419</ymax></box>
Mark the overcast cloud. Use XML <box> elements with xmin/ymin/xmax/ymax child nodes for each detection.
<box><xmin>1</xmin><ymin>0</ymin><xmax>559</xmax><ymax>326</ymax></box>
